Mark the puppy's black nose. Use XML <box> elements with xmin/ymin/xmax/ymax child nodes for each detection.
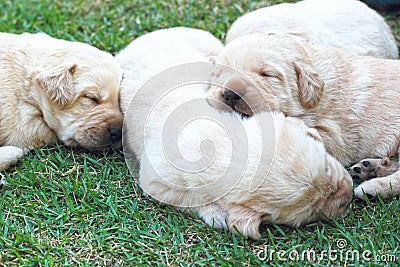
<box><xmin>108</xmin><ymin>127</ymin><xmax>122</xmax><ymax>143</ymax></box>
<box><xmin>223</xmin><ymin>90</ymin><xmax>242</xmax><ymax>109</ymax></box>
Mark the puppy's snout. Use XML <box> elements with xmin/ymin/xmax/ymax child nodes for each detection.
<box><xmin>223</xmin><ymin>90</ymin><xmax>242</xmax><ymax>109</ymax></box>
<box><xmin>222</xmin><ymin>76</ymin><xmax>249</xmax><ymax>109</ymax></box>
<box><xmin>108</xmin><ymin>127</ymin><xmax>122</xmax><ymax>143</ymax></box>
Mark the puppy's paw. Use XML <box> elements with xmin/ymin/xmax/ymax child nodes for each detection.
<box><xmin>197</xmin><ymin>204</ymin><xmax>228</xmax><ymax>230</ymax></box>
<box><xmin>354</xmin><ymin>183</ymin><xmax>375</xmax><ymax>201</ymax></box>
<box><xmin>349</xmin><ymin>157</ymin><xmax>398</xmax><ymax>182</ymax></box>
<box><xmin>354</xmin><ymin>178</ymin><xmax>394</xmax><ymax>200</ymax></box>
<box><xmin>227</xmin><ymin>206</ymin><xmax>262</xmax><ymax>239</ymax></box>
<box><xmin>0</xmin><ymin>173</ymin><xmax>6</xmax><ymax>190</ymax></box>
<box><xmin>0</xmin><ymin>146</ymin><xmax>26</xmax><ymax>171</ymax></box>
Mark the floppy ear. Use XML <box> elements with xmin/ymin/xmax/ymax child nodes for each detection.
<box><xmin>228</xmin><ymin>205</ymin><xmax>262</xmax><ymax>239</ymax></box>
<box><xmin>294</xmin><ymin>61</ymin><xmax>324</xmax><ymax>109</ymax></box>
<box><xmin>36</xmin><ymin>63</ymin><xmax>77</xmax><ymax>107</ymax></box>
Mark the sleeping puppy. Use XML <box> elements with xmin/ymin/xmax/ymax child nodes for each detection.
<box><xmin>117</xmin><ymin>27</ymin><xmax>353</xmax><ymax>239</ymax></box>
<box><xmin>207</xmin><ymin>33</ymin><xmax>400</xmax><ymax>200</ymax></box>
<box><xmin>0</xmin><ymin>32</ymin><xmax>123</xmax><ymax>172</ymax></box>
<box><xmin>226</xmin><ymin>0</ymin><xmax>398</xmax><ymax>59</ymax></box>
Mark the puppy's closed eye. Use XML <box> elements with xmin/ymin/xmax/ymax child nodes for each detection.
<box><xmin>259</xmin><ymin>70</ymin><xmax>277</xmax><ymax>78</ymax></box>
<box><xmin>258</xmin><ymin>70</ymin><xmax>282</xmax><ymax>81</ymax></box>
<box><xmin>84</xmin><ymin>94</ymin><xmax>100</xmax><ymax>105</ymax></box>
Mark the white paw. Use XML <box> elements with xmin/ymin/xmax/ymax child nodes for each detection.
<box><xmin>198</xmin><ymin>205</ymin><xmax>228</xmax><ymax>230</ymax></box>
<box><xmin>354</xmin><ymin>184</ymin><xmax>370</xmax><ymax>200</ymax></box>
<box><xmin>354</xmin><ymin>179</ymin><xmax>388</xmax><ymax>200</ymax></box>
<box><xmin>0</xmin><ymin>173</ymin><xmax>6</xmax><ymax>190</ymax></box>
<box><xmin>0</xmin><ymin>146</ymin><xmax>26</xmax><ymax>171</ymax></box>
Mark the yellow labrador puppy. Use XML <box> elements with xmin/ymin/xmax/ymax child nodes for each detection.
<box><xmin>208</xmin><ymin>33</ymin><xmax>400</xmax><ymax>200</ymax></box>
<box><xmin>0</xmin><ymin>32</ymin><xmax>123</xmax><ymax>173</ymax></box>
<box><xmin>226</xmin><ymin>0</ymin><xmax>398</xmax><ymax>59</ymax></box>
<box><xmin>118</xmin><ymin>27</ymin><xmax>353</xmax><ymax>239</ymax></box>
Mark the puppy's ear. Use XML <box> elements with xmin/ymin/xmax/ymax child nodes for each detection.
<box><xmin>228</xmin><ymin>205</ymin><xmax>262</xmax><ymax>239</ymax></box>
<box><xmin>36</xmin><ymin>63</ymin><xmax>77</xmax><ymax>107</ymax></box>
<box><xmin>294</xmin><ymin>61</ymin><xmax>324</xmax><ymax>109</ymax></box>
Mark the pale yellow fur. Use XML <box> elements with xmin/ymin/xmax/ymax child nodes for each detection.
<box><xmin>0</xmin><ymin>32</ymin><xmax>123</xmax><ymax>172</ymax></box>
<box><xmin>208</xmin><ymin>34</ymin><xmax>400</xmax><ymax>199</ymax></box>
<box><xmin>226</xmin><ymin>0</ymin><xmax>398</xmax><ymax>59</ymax></box>
<box><xmin>118</xmin><ymin>28</ymin><xmax>353</xmax><ymax>238</ymax></box>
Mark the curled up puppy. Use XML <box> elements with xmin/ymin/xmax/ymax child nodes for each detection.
<box><xmin>0</xmin><ymin>32</ymin><xmax>123</xmax><ymax>173</ymax></box>
<box><xmin>208</xmin><ymin>33</ymin><xmax>400</xmax><ymax>200</ymax></box>
<box><xmin>117</xmin><ymin>27</ymin><xmax>353</xmax><ymax>239</ymax></box>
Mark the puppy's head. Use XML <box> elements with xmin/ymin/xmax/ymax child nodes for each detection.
<box><xmin>226</xmin><ymin>114</ymin><xmax>353</xmax><ymax>239</ymax></box>
<box><xmin>208</xmin><ymin>34</ymin><xmax>324</xmax><ymax>116</ymax></box>
<box><xmin>34</xmin><ymin>44</ymin><xmax>123</xmax><ymax>150</ymax></box>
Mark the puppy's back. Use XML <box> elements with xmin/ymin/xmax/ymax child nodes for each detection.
<box><xmin>226</xmin><ymin>0</ymin><xmax>398</xmax><ymax>59</ymax></box>
<box><xmin>117</xmin><ymin>27</ymin><xmax>223</xmax><ymax>156</ymax></box>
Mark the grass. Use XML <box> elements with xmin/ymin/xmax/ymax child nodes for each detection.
<box><xmin>0</xmin><ymin>0</ymin><xmax>399</xmax><ymax>266</ymax></box>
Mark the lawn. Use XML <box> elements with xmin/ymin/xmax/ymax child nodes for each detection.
<box><xmin>0</xmin><ymin>0</ymin><xmax>399</xmax><ymax>266</ymax></box>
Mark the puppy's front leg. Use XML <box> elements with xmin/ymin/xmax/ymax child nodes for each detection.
<box><xmin>354</xmin><ymin>170</ymin><xmax>400</xmax><ymax>200</ymax></box>
<box><xmin>0</xmin><ymin>146</ymin><xmax>26</xmax><ymax>171</ymax></box>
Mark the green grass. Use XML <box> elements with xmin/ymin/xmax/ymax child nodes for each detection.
<box><xmin>0</xmin><ymin>0</ymin><xmax>399</xmax><ymax>266</ymax></box>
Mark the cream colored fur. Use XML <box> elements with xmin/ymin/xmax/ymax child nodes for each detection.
<box><xmin>0</xmin><ymin>32</ymin><xmax>123</xmax><ymax>172</ymax></box>
<box><xmin>117</xmin><ymin>27</ymin><xmax>353</xmax><ymax>239</ymax></box>
<box><xmin>208</xmin><ymin>33</ymin><xmax>400</xmax><ymax>199</ymax></box>
<box><xmin>226</xmin><ymin>0</ymin><xmax>398</xmax><ymax>59</ymax></box>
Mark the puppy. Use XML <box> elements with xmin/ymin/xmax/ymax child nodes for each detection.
<box><xmin>208</xmin><ymin>33</ymin><xmax>400</xmax><ymax>199</ymax></box>
<box><xmin>117</xmin><ymin>27</ymin><xmax>353</xmax><ymax>239</ymax></box>
<box><xmin>226</xmin><ymin>0</ymin><xmax>398</xmax><ymax>59</ymax></box>
<box><xmin>0</xmin><ymin>32</ymin><xmax>123</xmax><ymax>172</ymax></box>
